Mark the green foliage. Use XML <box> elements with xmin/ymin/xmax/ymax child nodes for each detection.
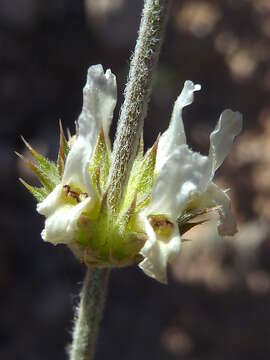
<box><xmin>57</xmin><ymin>120</ymin><xmax>69</xmax><ymax>177</ymax></box>
<box><xmin>21</xmin><ymin>136</ymin><xmax>60</xmax><ymax>189</ymax></box>
<box><xmin>76</xmin><ymin>209</ymin><xmax>145</xmax><ymax>268</ymax></box>
<box><xmin>18</xmin><ymin>126</ymin><xmax>69</xmax><ymax>202</ymax></box>
<box><xmin>19</xmin><ymin>178</ymin><xmax>48</xmax><ymax>202</ymax></box>
<box><xmin>89</xmin><ymin>130</ymin><xmax>111</xmax><ymax>197</ymax></box>
<box><xmin>122</xmin><ymin>136</ymin><xmax>158</xmax><ymax>213</ymax></box>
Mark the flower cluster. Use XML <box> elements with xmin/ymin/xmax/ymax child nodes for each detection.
<box><xmin>18</xmin><ymin>65</ymin><xmax>242</xmax><ymax>283</ymax></box>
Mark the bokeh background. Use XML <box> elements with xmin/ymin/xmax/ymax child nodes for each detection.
<box><xmin>1</xmin><ymin>0</ymin><xmax>270</xmax><ymax>359</ymax></box>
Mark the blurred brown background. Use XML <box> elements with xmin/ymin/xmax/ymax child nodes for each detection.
<box><xmin>1</xmin><ymin>0</ymin><xmax>270</xmax><ymax>359</ymax></box>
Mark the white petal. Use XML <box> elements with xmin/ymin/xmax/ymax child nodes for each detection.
<box><xmin>139</xmin><ymin>217</ymin><xmax>181</xmax><ymax>284</ymax></box>
<box><xmin>200</xmin><ymin>182</ymin><xmax>237</xmax><ymax>236</ymax></box>
<box><xmin>149</xmin><ymin>145</ymin><xmax>210</xmax><ymax>219</ymax></box>
<box><xmin>177</xmin><ymin>80</ymin><xmax>201</xmax><ymax>108</ymax></box>
<box><xmin>40</xmin><ymin>197</ymin><xmax>93</xmax><ymax>245</ymax></box>
<box><xmin>81</xmin><ymin>65</ymin><xmax>117</xmax><ymax>143</ymax></box>
<box><xmin>156</xmin><ymin>81</ymin><xmax>201</xmax><ymax>172</ymax></box>
<box><xmin>63</xmin><ymin>65</ymin><xmax>117</xmax><ymax>193</ymax></box>
<box><xmin>209</xmin><ymin>109</ymin><xmax>242</xmax><ymax>177</ymax></box>
<box><xmin>37</xmin><ymin>184</ymin><xmax>62</xmax><ymax>217</ymax></box>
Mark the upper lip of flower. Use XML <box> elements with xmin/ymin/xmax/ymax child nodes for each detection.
<box><xmin>36</xmin><ymin>65</ymin><xmax>117</xmax><ymax>245</ymax></box>
<box><xmin>62</xmin><ymin>64</ymin><xmax>117</xmax><ymax>197</ymax></box>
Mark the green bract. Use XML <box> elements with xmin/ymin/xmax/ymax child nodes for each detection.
<box><xmin>18</xmin><ymin>122</ymin><xmax>156</xmax><ymax>267</ymax></box>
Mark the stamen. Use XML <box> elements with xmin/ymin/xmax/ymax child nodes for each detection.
<box><xmin>63</xmin><ymin>184</ymin><xmax>88</xmax><ymax>203</ymax></box>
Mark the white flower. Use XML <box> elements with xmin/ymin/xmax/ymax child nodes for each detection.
<box><xmin>139</xmin><ymin>81</ymin><xmax>242</xmax><ymax>283</ymax></box>
<box><xmin>37</xmin><ymin>65</ymin><xmax>117</xmax><ymax>244</ymax></box>
<box><xmin>20</xmin><ymin>65</ymin><xmax>242</xmax><ymax>281</ymax></box>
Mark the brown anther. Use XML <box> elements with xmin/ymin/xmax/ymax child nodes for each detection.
<box><xmin>63</xmin><ymin>184</ymin><xmax>70</xmax><ymax>193</ymax></box>
<box><xmin>149</xmin><ymin>215</ymin><xmax>173</xmax><ymax>229</ymax></box>
<box><xmin>63</xmin><ymin>184</ymin><xmax>88</xmax><ymax>203</ymax></box>
<box><xmin>69</xmin><ymin>190</ymin><xmax>80</xmax><ymax>203</ymax></box>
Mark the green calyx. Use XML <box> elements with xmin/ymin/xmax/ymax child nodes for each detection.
<box><xmin>74</xmin><ymin>205</ymin><xmax>146</xmax><ymax>267</ymax></box>
<box><xmin>74</xmin><ymin>132</ymin><xmax>158</xmax><ymax>267</ymax></box>
<box><xmin>18</xmin><ymin>126</ymin><xmax>159</xmax><ymax>268</ymax></box>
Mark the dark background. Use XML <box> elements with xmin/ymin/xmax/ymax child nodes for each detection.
<box><xmin>1</xmin><ymin>0</ymin><xmax>270</xmax><ymax>359</ymax></box>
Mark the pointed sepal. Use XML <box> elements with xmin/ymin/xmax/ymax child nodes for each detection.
<box><xmin>21</xmin><ymin>136</ymin><xmax>60</xmax><ymax>188</ymax></box>
<box><xmin>57</xmin><ymin>120</ymin><xmax>69</xmax><ymax>177</ymax></box>
<box><xmin>16</xmin><ymin>151</ymin><xmax>55</xmax><ymax>191</ymax></box>
<box><xmin>119</xmin><ymin>192</ymin><xmax>137</xmax><ymax>229</ymax></box>
<box><xmin>19</xmin><ymin>178</ymin><xmax>48</xmax><ymax>202</ymax></box>
<box><xmin>123</xmin><ymin>136</ymin><xmax>158</xmax><ymax>212</ymax></box>
<box><xmin>89</xmin><ymin>129</ymin><xmax>111</xmax><ymax>196</ymax></box>
<box><xmin>177</xmin><ymin>207</ymin><xmax>213</xmax><ymax>235</ymax></box>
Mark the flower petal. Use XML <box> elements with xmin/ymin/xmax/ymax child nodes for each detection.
<box><xmin>37</xmin><ymin>184</ymin><xmax>63</xmax><ymax>217</ymax></box>
<box><xmin>209</xmin><ymin>109</ymin><xmax>242</xmax><ymax>177</ymax></box>
<box><xmin>139</xmin><ymin>217</ymin><xmax>181</xmax><ymax>283</ymax></box>
<box><xmin>149</xmin><ymin>145</ymin><xmax>210</xmax><ymax>219</ymax></box>
<box><xmin>200</xmin><ymin>182</ymin><xmax>237</xmax><ymax>236</ymax></box>
<box><xmin>38</xmin><ymin>193</ymin><xmax>93</xmax><ymax>246</ymax></box>
<box><xmin>63</xmin><ymin>65</ymin><xmax>117</xmax><ymax>193</ymax></box>
<box><xmin>156</xmin><ymin>81</ymin><xmax>201</xmax><ymax>171</ymax></box>
<box><xmin>81</xmin><ymin>65</ymin><xmax>117</xmax><ymax>144</ymax></box>
<box><xmin>37</xmin><ymin>184</ymin><xmax>95</xmax><ymax>244</ymax></box>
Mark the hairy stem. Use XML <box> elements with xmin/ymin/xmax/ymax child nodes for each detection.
<box><xmin>107</xmin><ymin>0</ymin><xmax>171</xmax><ymax>213</ymax></box>
<box><xmin>70</xmin><ymin>268</ymin><xmax>109</xmax><ymax>360</ymax></box>
<box><xmin>70</xmin><ymin>1</ymin><xmax>171</xmax><ymax>359</ymax></box>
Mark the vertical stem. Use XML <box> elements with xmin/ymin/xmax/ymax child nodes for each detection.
<box><xmin>107</xmin><ymin>0</ymin><xmax>171</xmax><ymax>212</ymax></box>
<box><xmin>70</xmin><ymin>1</ymin><xmax>171</xmax><ymax>359</ymax></box>
<box><xmin>70</xmin><ymin>268</ymin><xmax>109</xmax><ymax>360</ymax></box>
